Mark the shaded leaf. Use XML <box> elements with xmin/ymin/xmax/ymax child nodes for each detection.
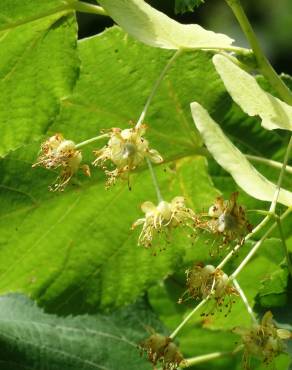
<box><xmin>175</xmin><ymin>0</ymin><xmax>205</xmax><ymax>14</ymax></box>
<box><xmin>0</xmin><ymin>293</ymin><xmax>162</xmax><ymax>370</ymax></box>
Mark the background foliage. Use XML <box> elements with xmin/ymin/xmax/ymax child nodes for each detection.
<box><xmin>0</xmin><ymin>1</ymin><xmax>291</xmax><ymax>369</ymax></box>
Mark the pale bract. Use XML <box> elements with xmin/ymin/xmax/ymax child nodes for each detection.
<box><xmin>98</xmin><ymin>0</ymin><xmax>234</xmax><ymax>50</ymax></box>
<box><xmin>93</xmin><ymin>125</ymin><xmax>162</xmax><ymax>187</ymax></box>
<box><xmin>191</xmin><ymin>102</ymin><xmax>292</xmax><ymax>207</ymax></box>
<box><xmin>132</xmin><ymin>196</ymin><xmax>196</xmax><ymax>248</ymax></box>
<box><xmin>213</xmin><ymin>54</ymin><xmax>292</xmax><ymax>131</ymax></box>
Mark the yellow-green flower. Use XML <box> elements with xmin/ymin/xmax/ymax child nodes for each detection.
<box><xmin>132</xmin><ymin>196</ymin><xmax>197</xmax><ymax>248</ymax></box>
<box><xmin>233</xmin><ymin>311</ymin><xmax>291</xmax><ymax>368</ymax></box>
<box><xmin>180</xmin><ymin>264</ymin><xmax>238</xmax><ymax>315</ymax></box>
<box><xmin>93</xmin><ymin>125</ymin><xmax>162</xmax><ymax>187</ymax></box>
<box><xmin>198</xmin><ymin>192</ymin><xmax>252</xmax><ymax>251</ymax></box>
<box><xmin>33</xmin><ymin>133</ymin><xmax>90</xmax><ymax>191</ymax></box>
<box><xmin>140</xmin><ymin>333</ymin><xmax>183</xmax><ymax>370</ymax></box>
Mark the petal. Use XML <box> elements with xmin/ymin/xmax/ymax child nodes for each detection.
<box><xmin>148</xmin><ymin>149</ymin><xmax>163</xmax><ymax>163</ymax></box>
<box><xmin>141</xmin><ymin>201</ymin><xmax>157</xmax><ymax>214</ymax></box>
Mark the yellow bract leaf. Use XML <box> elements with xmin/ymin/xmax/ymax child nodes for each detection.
<box><xmin>98</xmin><ymin>0</ymin><xmax>234</xmax><ymax>50</ymax></box>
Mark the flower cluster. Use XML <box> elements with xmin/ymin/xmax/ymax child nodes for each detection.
<box><xmin>233</xmin><ymin>311</ymin><xmax>291</xmax><ymax>368</ymax></box>
<box><xmin>93</xmin><ymin>125</ymin><xmax>163</xmax><ymax>188</ymax></box>
<box><xmin>132</xmin><ymin>196</ymin><xmax>197</xmax><ymax>248</ymax></box>
<box><xmin>198</xmin><ymin>192</ymin><xmax>252</xmax><ymax>252</ymax></box>
<box><xmin>139</xmin><ymin>333</ymin><xmax>183</xmax><ymax>370</ymax></box>
<box><xmin>32</xmin><ymin>134</ymin><xmax>90</xmax><ymax>191</ymax></box>
<box><xmin>180</xmin><ymin>264</ymin><xmax>238</xmax><ymax>315</ymax></box>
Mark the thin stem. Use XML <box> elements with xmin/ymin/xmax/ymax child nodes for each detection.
<box><xmin>73</xmin><ymin>1</ymin><xmax>108</xmax><ymax>16</ymax></box>
<box><xmin>225</xmin><ymin>0</ymin><xmax>292</xmax><ymax>105</ymax></box>
<box><xmin>135</xmin><ymin>49</ymin><xmax>182</xmax><ymax>128</ymax></box>
<box><xmin>233</xmin><ymin>279</ymin><xmax>257</xmax><ymax>324</ymax></box>
<box><xmin>146</xmin><ymin>159</ymin><xmax>163</xmax><ymax>203</ymax></box>
<box><xmin>216</xmin><ymin>213</ymin><xmax>271</xmax><ymax>269</ymax></box>
<box><xmin>246</xmin><ymin>154</ymin><xmax>292</xmax><ymax>175</ymax></box>
<box><xmin>230</xmin><ymin>207</ymin><xmax>292</xmax><ymax>279</ymax></box>
<box><xmin>0</xmin><ymin>1</ymin><xmax>107</xmax><ymax>33</ymax></box>
<box><xmin>269</xmin><ymin>135</ymin><xmax>292</xmax><ymax>213</ymax></box>
<box><xmin>169</xmin><ymin>296</ymin><xmax>210</xmax><ymax>339</ymax></box>
<box><xmin>180</xmin><ymin>346</ymin><xmax>244</xmax><ymax>368</ymax></box>
<box><xmin>276</xmin><ymin>217</ymin><xmax>292</xmax><ymax>277</ymax></box>
<box><xmin>75</xmin><ymin>134</ymin><xmax>109</xmax><ymax>149</ymax></box>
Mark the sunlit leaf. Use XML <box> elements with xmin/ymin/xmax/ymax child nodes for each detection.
<box><xmin>191</xmin><ymin>101</ymin><xmax>292</xmax><ymax>206</ymax></box>
<box><xmin>97</xmin><ymin>0</ymin><xmax>234</xmax><ymax>50</ymax></box>
<box><xmin>213</xmin><ymin>54</ymin><xmax>292</xmax><ymax>131</ymax></box>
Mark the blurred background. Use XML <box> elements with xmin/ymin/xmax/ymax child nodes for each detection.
<box><xmin>77</xmin><ymin>0</ymin><xmax>292</xmax><ymax>75</ymax></box>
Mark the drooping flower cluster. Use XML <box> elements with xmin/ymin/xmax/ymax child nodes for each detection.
<box><xmin>233</xmin><ymin>311</ymin><xmax>291</xmax><ymax>368</ymax></box>
<box><xmin>179</xmin><ymin>264</ymin><xmax>238</xmax><ymax>315</ymax></box>
<box><xmin>93</xmin><ymin>125</ymin><xmax>163</xmax><ymax>188</ymax></box>
<box><xmin>32</xmin><ymin>134</ymin><xmax>90</xmax><ymax>191</ymax></box>
<box><xmin>132</xmin><ymin>196</ymin><xmax>197</xmax><ymax>248</ymax></box>
<box><xmin>198</xmin><ymin>192</ymin><xmax>252</xmax><ymax>252</ymax></box>
<box><xmin>139</xmin><ymin>333</ymin><xmax>183</xmax><ymax>370</ymax></box>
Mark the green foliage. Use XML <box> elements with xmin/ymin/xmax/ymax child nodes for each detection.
<box><xmin>0</xmin><ymin>28</ymin><xmax>223</xmax><ymax>313</ymax></box>
<box><xmin>175</xmin><ymin>0</ymin><xmax>205</xmax><ymax>15</ymax></box>
<box><xmin>213</xmin><ymin>54</ymin><xmax>292</xmax><ymax>131</ymax></box>
<box><xmin>0</xmin><ymin>293</ymin><xmax>163</xmax><ymax>370</ymax></box>
<box><xmin>0</xmin><ymin>0</ymin><xmax>79</xmax><ymax>157</ymax></box>
<box><xmin>0</xmin><ymin>1</ymin><xmax>291</xmax><ymax>369</ymax></box>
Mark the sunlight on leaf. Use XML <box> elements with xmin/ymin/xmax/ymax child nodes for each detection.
<box><xmin>191</xmin><ymin>102</ymin><xmax>292</xmax><ymax>206</ymax></box>
<box><xmin>97</xmin><ymin>0</ymin><xmax>234</xmax><ymax>50</ymax></box>
<box><xmin>213</xmin><ymin>54</ymin><xmax>292</xmax><ymax>131</ymax></box>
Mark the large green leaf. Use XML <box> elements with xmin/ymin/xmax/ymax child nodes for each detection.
<box><xmin>0</xmin><ymin>27</ymin><xmax>224</xmax><ymax>313</ymax></box>
<box><xmin>97</xmin><ymin>0</ymin><xmax>234</xmax><ymax>49</ymax></box>
<box><xmin>0</xmin><ymin>0</ymin><xmax>79</xmax><ymax>156</ymax></box>
<box><xmin>0</xmin><ymin>294</ymin><xmax>163</xmax><ymax>370</ymax></box>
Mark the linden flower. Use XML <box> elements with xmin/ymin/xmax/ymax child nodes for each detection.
<box><xmin>32</xmin><ymin>133</ymin><xmax>90</xmax><ymax>191</ymax></box>
<box><xmin>180</xmin><ymin>264</ymin><xmax>238</xmax><ymax>315</ymax></box>
<box><xmin>132</xmin><ymin>196</ymin><xmax>197</xmax><ymax>248</ymax></box>
<box><xmin>92</xmin><ymin>125</ymin><xmax>163</xmax><ymax>188</ymax></box>
<box><xmin>233</xmin><ymin>311</ymin><xmax>291</xmax><ymax>368</ymax></box>
<box><xmin>139</xmin><ymin>333</ymin><xmax>183</xmax><ymax>370</ymax></box>
<box><xmin>199</xmin><ymin>192</ymin><xmax>252</xmax><ymax>249</ymax></box>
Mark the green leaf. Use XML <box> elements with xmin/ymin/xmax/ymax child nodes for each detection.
<box><xmin>258</xmin><ymin>265</ymin><xmax>289</xmax><ymax>307</ymax></box>
<box><xmin>213</xmin><ymin>54</ymin><xmax>292</xmax><ymax>131</ymax></box>
<box><xmin>175</xmin><ymin>0</ymin><xmax>205</xmax><ymax>14</ymax></box>
<box><xmin>0</xmin><ymin>293</ymin><xmax>163</xmax><ymax>370</ymax></box>
<box><xmin>190</xmin><ymin>102</ymin><xmax>292</xmax><ymax>207</ymax></box>
<box><xmin>0</xmin><ymin>1</ymin><xmax>79</xmax><ymax>156</ymax></box>
<box><xmin>0</xmin><ymin>0</ymin><xmax>74</xmax><ymax>30</ymax></box>
<box><xmin>97</xmin><ymin>0</ymin><xmax>234</xmax><ymax>50</ymax></box>
<box><xmin>0</xmin><ymin>27</ymin><xmax>223</xmax><ymax>313</ymax></box>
